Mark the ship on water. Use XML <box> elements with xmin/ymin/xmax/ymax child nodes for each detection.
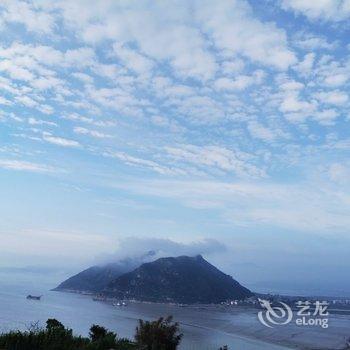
<box><xmin>26</xmin><ymin>295</ymin><xmax>41</xmax><ymax>300</ymax></box>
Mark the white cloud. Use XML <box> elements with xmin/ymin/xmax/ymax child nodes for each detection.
<box><xmin>38</xmin><ymin>105</ymin><xmax>54</xmax><ymax>115</ymax></box>
<box><xmin>105</xmin><ymin>151</ymin><xmax>182</xmax><ymax>175</ymax></box>
<box><xmin>0</xmin><ymin>159</ymin><xmax>55</xmax><ymax>173</ymax></box>
<box><xmin>294</xmin><ymin>53</ymin><xmax>315</xmax><ymax>76</ymax></box>
<box><xmin>64</xmin><ymin>47</ymin><xmax>96</xmax><ymax>67</ymax></box>
<box><xmin>39</xmin><ymin>0</ymin><xmax>296</xmax><ymax>79</ymax></box>
<box><xmin>293</xmin><ymin>33</ymin><xmax>337</xmax><ymax>50</ymax></box>
<box><xmin>328</xmin><ymin>163</ymin><xmax>350</xmax><ymax>183</ymax></box>
<box><xmin>0</xmin><ymin>59</ymin><xmax>35</xmax><ymax>81</ymax></box>
<box><xmin>327</xmin><ymin>139</ymin><xmax>350</xmax><ymax>150</ymax></box>
<box><xmin>0</xmin><ymin>96</ymin><xmax>11</xmax><ymax>105</ymax></box>
<box><xmin>62</xmin><ymin>113</ymin><xmax>115</xmax><ymax>127</ymax></box>
<box><xmin>281</xmin><ymin>0</ymin><xmax>350</xmax><ymax>22</ymax></box>
<box><xmin>0</xmin><ymin>43</ymin><xmax>97</xmax><ymax>82</ymax></box>
<box><xmin>164</xmin><ymin>144</ymin><xmax>265</xmax><ymax>178</ymax></box>
<box><xmin>315</xmin><ymin>90</ymin><xmax>348</xmax><ymax>105</ymax></box>
<box><xmin>112</xmin><ymin>178</ymin><xmax>350</xmax><ymax>233</ymax></box>
<box><xmin>91</xmin><ymin>63</ymin><xmax>119</xmax><ymax>80</ymax></box>
<box><xmin>42</xmin><ymin>133</ymin><xmax>80</xmax><ymax>147</ymax></box>
<box><xmin>0</xmin><ymin>0</ymin><xmax>56</xmax><ymax>34</ymax></box>
<box><xmin>197</xmin><ymin>0</ymin><xmax>296</xmax><ymax>70</ymax></box>
<box><xmin>324</xmin><ymin>73</ymin><xmax>348</xmax><ymax>87</ymax></box>
<box><xmin>72</xmin><ymin>72</ymin><xmax>94</xmax><ymax>84</ymax></box>
<box><xmin>73</xmin><ymin>126</ymin><xmax>112</xmax><ymax>139</ymax></box>
<box><xmin>280</xmin><ymin>91</ymin><xmax>317</xmax><ymax>114</ymax></box>
<box><xmin>150</xmin><ymin>115</ymin><xmax>184</xmax><ymax>132</ymax></box>
<box><xmin>172</xmin><ymin>95</ymin><xmax>224</xmax><ymax>124</ymax></box>
<box><xmin>279</xmin><ymin>79</ymin><xmax>304</xmax><ymax>91</ymax></box>
<box><xmin>15</xmin><ymin>95</ymin><xmax>38</xmax><ymax>107</ymax></box>
<box><xmin>247</xmin><ymin>121</ymin><xmax>286</xmax><ymax>142</ymax></box>
<box><xmin>30</xmin><ymin>76</ymin><xmax>63</xmax><ymax>90</ymax></box>
<box><xmin>28</xmin><ymin>117</ymin><xmax>57</xmax><ymax>126</ymax></box>
<box><xmin>112</xmin><ymin>42</ymin><xmax>154</xmax><ymax>76</ymax></box>
<box><xmin>221</xmin><ymin>59</ymin><xmax>245</xmax><ymax>74</ymax></box>
<box><xmin>101</xmin><ymin>237</ymin><xmax>226</xmax><ymax>263</ymax></box>
<box><xmin>313</xmin><ymin>109</ymin><xmax>338</xmax><ymax>125</ymax></box>
<box><xmin>215</xmin><ymin>71</ymin><xmax>264</xmax><ymax>91</ymax></box>
<box><xmin>53</xmin><ymin>1</ymin><xmax>218</xmax><ymax>80</ymax></box>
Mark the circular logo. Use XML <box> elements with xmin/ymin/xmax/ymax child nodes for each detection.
<box><xmin>258</xmin><ymin>298</ymin><xmax>293</xmax><ymax>328</ymax></box>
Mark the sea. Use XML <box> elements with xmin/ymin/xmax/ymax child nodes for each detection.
<box><xmin>0</xmin><ymin>270</ymin><xmax>290</xmax><ymax>350</ymax></box>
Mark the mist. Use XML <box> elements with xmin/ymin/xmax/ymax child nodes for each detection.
<box><xmin>94</xmin><ymin>237</ymin><xmax>227</xmax><ymax>265</ymax></box>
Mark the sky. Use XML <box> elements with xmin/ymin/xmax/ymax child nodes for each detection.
<box><xmin>0</xmin><ymin>0</ymin><xmax>350</xmax><ymax>296</ymax></box>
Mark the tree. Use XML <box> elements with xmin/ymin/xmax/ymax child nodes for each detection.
<box><xmin>88</xmin><ymin>324</ymin><xmax>120</xmax><ymax>350</ymax></box>
<box><xmin>135</xmin><ymin>316</ymin><xmax>183</xmax><ymax>350</ymax></box>
<box><xmin>46</xmin><ymin>319</ymin><xmax>65</xmax><ymax>331</ymax></box>
<box><xmin>89</xmin><ymin>325</ymin><xmax>108</xmax><ymax>342</ymax></box>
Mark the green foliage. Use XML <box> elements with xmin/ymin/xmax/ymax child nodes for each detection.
<box><xmin>87</xmin><ymin>324</ymin><xmax>119</xmax><ymax>350</ymax></box>
<box><xmin>135</xmin><ymin>316</ymin><xmax>183</xmax><ymax>350</ymax></box>
<box><xmin>0</xmin><ymin>318</ymin><xmax>137</xmax><ymax>350</ymax></box>
<box><xmin>89</xmin><ymin>325</ymin><xmax>108</xmax><ymax>342</ymax></box>
<box><xmin>0</xmin><ymin>326</ymin><xmax>88</xmax><ymax>350</ymax></box>
<box><xmin>0</xmin><ymin>316</ymin><xmax>183</xmax><ymax>350</ymax></box>
<box><xmin>46</xmin><ymin>319</ymin><xmax>65</xmax><ymax>331</ymax></box>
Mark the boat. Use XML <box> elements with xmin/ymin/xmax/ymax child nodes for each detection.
<box><xmin>92</xmin><ymin>297</ymin><xmax>106</xmax><ymax>302</ymax></box>
<box><xmin>113</xmin><ymin>301</ymin><xmax>127</xmax><ymax>307</ymax></box>
<box><xmin>26</xmin><ymin>295</ymin><xmax>41</xmax><ymax>300</ymax></box>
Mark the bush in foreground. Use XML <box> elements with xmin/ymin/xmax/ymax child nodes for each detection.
<box><xmin>135</xmin><ymin>316</ymin><xmax>183</xmax><ymax>350</ymax></box>
<box><xmin>0</xmin><ymin>318</ymin><xmax>135</xmax><ymax>350</ymax></box>
<box><xmin>0</xmin><ymin>316</ymin><xmax>186</xmax><ymax>350</ymax></box>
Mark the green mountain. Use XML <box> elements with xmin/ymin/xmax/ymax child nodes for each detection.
<box><xmin>107</xmin><ymin>255</ymin><xmax>252</xmax><ymax>304</ymax></box>
<box><xmin>54</xmin><ymin>262</ymin><xmax>130</xmax><ymax>293</ymax></box>
<box><xmin>54</xmin><ymin>252</ymin><xmax>156</xmax><ymax>293</ymax></box>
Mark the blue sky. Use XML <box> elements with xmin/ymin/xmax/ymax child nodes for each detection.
<box><xmin>0</xmin><ymin>0</ymin><xmax>350</xmax><ymax>295</ymax></box>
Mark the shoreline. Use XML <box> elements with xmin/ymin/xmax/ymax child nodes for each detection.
<box><xmin>52</xmin><ymin>289</ymin><xmax>350</xmax><ymax>350</ymax></box>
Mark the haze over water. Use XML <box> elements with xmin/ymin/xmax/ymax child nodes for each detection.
<box><xmin>0</xmin><ymin>271</ymin><xmax>287</xmax><ymax>350</ymax></box>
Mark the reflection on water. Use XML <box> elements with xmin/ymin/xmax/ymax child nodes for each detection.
<box><xmin>0</xmin><ymin>272</ymin><xmax>287</xmax><ymax>350</ymax></box>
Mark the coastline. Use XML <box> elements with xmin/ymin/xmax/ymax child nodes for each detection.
<box><xmin>112</xmin><ymin>303</ymin><xmax>350</xmax><ymax>349</ymax></box>
<box><xmin>54</xmin><ymin>290</ymin><xmax>350</xmax><ymax>350</ymax></box>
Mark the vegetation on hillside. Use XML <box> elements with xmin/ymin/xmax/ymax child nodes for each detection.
<box><xmin>135</xmin><ymin>316</ymin><xmax>182</xmax><ymax>350</ymax></box>
<box><xmin>0</xmin><ymin>316</ymin><xmax>183</xmax><ymax>350</ymax></box>
<box><xmin>108</xmin><ymin>255</ymin><xmax>251</xmax><ymax>304</ymax></box>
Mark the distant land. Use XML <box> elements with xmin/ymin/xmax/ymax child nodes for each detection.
<box><xmin>54</xmin><ymin>251</ymin><xmax>156</xmax><ymax>293</ymax></box>
<box><xmin>55</xmin><ymin>255</ymin><xmax>252</xmax><ymax>304</ymax></box>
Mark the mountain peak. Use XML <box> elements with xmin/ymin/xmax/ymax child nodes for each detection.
<box><xmin>107</xmin><ymin>255</ymin><xmax>252</xmax><ymax>304</ymax></box>
<box><xmin>195</xmin><ymin>254</ymin><xmax>204</xmax><ymax>260</ymax></box>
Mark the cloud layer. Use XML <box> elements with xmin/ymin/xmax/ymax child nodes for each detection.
<box><xmin>0</xmin><ymin>0</ymin><xmax>349</xmax><ymax>259</ymax></box>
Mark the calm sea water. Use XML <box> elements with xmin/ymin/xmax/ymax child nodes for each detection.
<box><xmin>0</xmin><ymin>271</ymin><xmax>288</xmax><ymax>350</ymax></box>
